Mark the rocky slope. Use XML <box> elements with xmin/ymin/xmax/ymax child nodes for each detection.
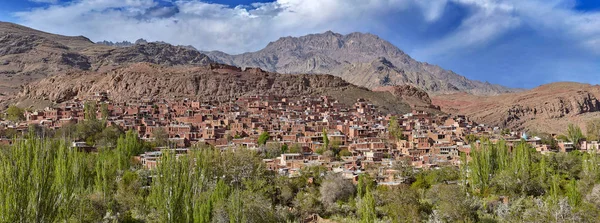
<box><xmin>432</xmin><ymin>82</ymin><xmax>600</xmax><ymax>134</ymax></box>
<box><xmin>20</xmin><ymin>63</ymin><xmax>414</xmax><ymax>114</ymax></box>
<box><xmin>205</xmin><ymin>31</ymin><xmax>515</xmax><ymax>95</ymax></box>
<box><xmin>0</xmin><ymin>22</ymin><xmax>211</xmax><ymax>94</ymax></box>
<box><xmin>373</xmin><ymin>85</ymin><xmax>440</xmax><ymax>112</ymax></box>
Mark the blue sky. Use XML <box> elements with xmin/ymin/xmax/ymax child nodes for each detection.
<box><xmin>1</xmin><ymin>0</ymin><xmax>600</xmax><ymax>89</ymax></box>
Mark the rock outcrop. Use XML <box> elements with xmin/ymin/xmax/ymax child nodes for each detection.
<box><xmin>21</xmin><ymin>63</ymin><xmax>414</xmax><ymax>114</ymax></box>
<box><xmin>432</xmin><ymin>82</ymin><xmax>600</xmax><ymax>134</ymax></box>
<box><xmin>373</xmin><ymin>85</ymin><xmax>440</xmax><ymax>112</ymax></box>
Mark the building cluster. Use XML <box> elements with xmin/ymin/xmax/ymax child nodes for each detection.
<box><xmin>2</xmin><ymin>92</ymin><xmax>599</xmax><ymax>185</ymax></box>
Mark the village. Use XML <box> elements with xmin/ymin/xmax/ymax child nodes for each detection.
<box><xmin>1</xmin><ymin>92</ymin><xmax>598</xmax><ymax>186</ymax></box>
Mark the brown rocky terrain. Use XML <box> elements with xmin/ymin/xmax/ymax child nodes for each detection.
<box><xmin>432</xmin><ymin>82</ymin><xmax>600</xmax><ymax>134</ymax></box>
<box><xmin>205</xmin><ymin>31</ymin><xmax>516</xmax><ymax>95</ymax></box>
<box><xmin>373</xmin><ymin>85</ymin><xmax>440</xmax><ymax>113</ymax></box>
<box><xmin>20</xmin><ymin>63</ymin><xmax>414</xmax><ymax>114</ymax></box>
<box><xmin>0</xmin><ymin>22</ymin><xmax>211</xmax><ymax>94</ymax></box>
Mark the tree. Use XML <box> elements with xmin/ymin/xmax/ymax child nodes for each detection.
<box><xmin>84</xmin><ymin>101</ymin><xmax>97</xmax><ymax>121</ymax></box>
<box><xmin>5</xmin><ymin>105</ymin><xmax>24</xmax><ymax>122</ymax></box>
<box><xmin>426</xmin><ymin>184</ymin><xmax>478</xmax><ymax>223</ymax></box>
<box><xmin>115</xmin><ymin>130</ymin><xmax>142</xmax><ymax>170</ymax></box>
<box><xmin>289</xmin><ymin>144</ymin><xmax>302</xmax><ymax>153</ymax></box>
<box><xmin>465</xmin><ymin>134</ymin><xmax>478</xmax><ymax>144</ymax></box>
<box><xmin>149</xmin><ymin>151</ymin><xmax>193</xmax><ymax>223</ymax></box>
<box><xmin>100</xmin><ymin>102</ymin><xmax>109</xmax><ymax>121</ymax></box>
<box><xmin>380</xmin><ymin>185</ymin><xmax>424</xmax><ymax>223</ymax></box>
<box><xmin>293</xmin><ymin>188</ymin><xmax>322</xmax><ymax>218</ymax></box>
<box><xmin>0</xmin><ymin>137</ymin><xmax>90</xmax><ymax>222</ymax></box>
<box><xmin>587</xmin><ymin>119</ymin><xmax>600</xmax><ymax>141</ymax></box>
<box><xmin>567</xmin><ymin>124</ymin><xmax>584</xmax><ymax>148</ymax></box>
<box><xmin>322</xmin><ymin>129</ymin><xmax>329</xmax><ymax>150</ymax></box>
<box><xmin>320</xmin><ymin>174</ymin><xmax>355</xmax><ymax>211</ymax></box>
<box><xmin>359</xmin><ymin>187</ymin><xmax>376</xmax><ymax>223</ymax></box>
<box><xmin>388</xmin><ymin>116</ymin><xmax>403</xmax><ymax>141</ymax></box>
<box><xmin>153</xmin><ymin>127</ymin><xmax>169</xmax><ymax>147</ymax></box>
<box><xmin>257</xmin><ymin>131</ymin><xmax>270</xmax><ymax>146</ymax></box>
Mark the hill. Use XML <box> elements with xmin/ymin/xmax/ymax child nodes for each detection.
<box><xmin>20</xmin><ymin>63</ymin><xmax>414</xmax><ymax>114</ymax></box>
<box><xmin>432</xmin><ymin>82</ymin><xmax>600</xmax><ymax>134</ymax></box>
<box><xmin>0</xmin><ymin>22</ymin><xmax>211</xmax><ymax>94</ymax></box>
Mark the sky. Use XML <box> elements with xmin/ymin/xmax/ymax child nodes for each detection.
<box><xmin>1</xmin><ymin>0</ymin><xmax>600</xmax><ymax>89</ymax></box>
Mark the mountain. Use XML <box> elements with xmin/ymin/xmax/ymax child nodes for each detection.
<box><xmin>432</xmin><ymin>82</ymin><xmax>600</xmax><ymax>134</ymax></box>
<box><xmin>204</xmin><ymin>31</ymin><xmax>515</xmax><ymax>95</ymax></box>
<box><xmin>0</xmin><ymin>22</ymin><xmax>417</xmax><ymax>114</ymax></box>
<box><xmin>0</xmin><ymin>22</ymin><xmax>211</xmax><ymax>94</ymax></box>
<box><xmin>20</xmin><ymin>62</ymin><xmax>414</xmax><ymax>114</ymax></box>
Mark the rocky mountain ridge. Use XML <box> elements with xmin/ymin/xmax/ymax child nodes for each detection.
<box><xmin>0</xmin><ymin>22</ymin><xmax>211</xmax><ymax>94</ymax></box>
<box><xmin>204</xmin><ymin>31</ymin><xmax>515</xmax><ymax>95</ymax></box>
<box><xmin>21</xmin><ymin>62</ymin><xmax>414</xmax><ymax>114</ymax></box>
<box><xmin>432</xmin><ymin>82</ymin><xmax>600</xmax><ymax>134</ymax></box>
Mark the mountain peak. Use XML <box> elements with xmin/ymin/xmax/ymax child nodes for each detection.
<box><xmin>205</xmin><ymin>31</ymin><xmax>515</xmax><ymax>95</ymax></box>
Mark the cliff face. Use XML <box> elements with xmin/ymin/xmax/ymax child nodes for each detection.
<box><xmin>21</xmin><ymin>63</ymin><xmax>413</xmax><ymax>114</ymax></box>
<box><xmin>0</xmin><ymin>22</ymin><xmax>212</xmax><ymax>94</ymax></box>
<box><xmin>205</xmin><ymin>31</ymin><xmax>516</xmax><ymax>95</ymax></box>
<box><xmin>432</xmin><ymin>82</ymin><xmax>600</xmax><ymax>134</ymax></box>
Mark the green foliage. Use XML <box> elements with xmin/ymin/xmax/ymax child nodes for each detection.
<box><xmin>339</xmin><ymin>149</ymin><xmax>352</xmax><ymax>157</ymax></box>
<box><xmin>3</xmin><ymin>121</ymin><xmax>600</xmax><ymax>222</ymax></box>
<box><xmin>84</xmin><ymin>101</ymin><xmax>97</xmax><ymax>121</ymax></box>
<box><xmin>153</xmin><ymin>127</ymin><xmax>169</xmax><ymax>147</ymax></box>
<box><xmin>388</xmin><ymin>116</ymin><xmax>404</xmax><ymax>141</ymax></box>
<box><xmin>116</xmin><ymin>130</ymin><xmax>143</xmax><ymax>170</ymax></box>
<box><xmin>100</xmin><ymin>102</ymin><xmax>109</xmax><ymax>120</ymax></box>
<box><xmin>289</xmin><ymin>143</ymin><xmax>302</xmax><ymax>153</ymax></box>
<box><xmin>0</xmin><ymin>138</ymin><xmax>90</xmax><ymax>222</ymax></box>
<box><xmin>411</xmin><ymin>167</ymin><xmax>459</xmax><ymax>190</ymax></box>
<box><xmin>322</xmin><ymin>129</ymin><xmax>329</xmax><ymax>150</ymax></box>
<box><xmin>149</xmin><ymin>150</ymin><xmax>192</xmax><ymax>223</ymax></box>
<box><xmin>380</xmin><ymin>185</ymin><xmax>427</xmax><ymax>223</ymax></box>
<box><xmin>567</xmin><ymin>124</ymin><xmax>584</xmax><ymax>148</ymax></box>
<box><xmin>359</xmin><ymin>187</ymin><xmax>376</xmax><ymax>223</ymax></box>
<box><xmin>5</xmin><ymin>105</ymin><xmax>24</xmax><ymax>122</ymax></box>
<box><xmin>257</xmin><ymin>131</ymin><xmax>270</xmax><ymax>146</ymax></box>
<box><xmin>465</xmin><ymin>134</ymin><xmax>479</xmax><ymax>143</ymax></box>
<box><xmin>587</xmin><ymin>119</ymin><xmax>600</xmax><ymax>141</ymax></box>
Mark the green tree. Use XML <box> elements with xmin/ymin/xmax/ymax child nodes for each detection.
<box><xmin>359</xmin><ymin>187</ymin><xmax>376</xmax><ymax>223</ymax></box>
<box><xmin>388</xmin><ymin>116</ymin><xmax>403</xmax><ymax>141</ymax></box>
<box><xmin>149</xmin><ymin>150</ymin><xmax>193</xmax><ymax>223</ymax></box>
<box><xmin>322</xmin><ymin>129</ymin><xmax>329</xmax><ymax>150</ymax></box>
<box><xmin>567</xmin><ymin>124</ymin><xmax>584</xmax><ymax>148</ymax></box>
<box><xmin>0</xmin><ymin>137</ymin><xmax>90</xmax><ymax>222</ymax></box>
<box><xmin>257</xmin><ymin>131</ymin><xmax>270</xmax><ymax>146</ymax></box>
<box><xmin>465</xmin><ymin>134</ymin><xmax>478</xmax><ymax>144</ymax></box>
<box><xmin>84</xmin><ymin>101</ymin><xmax>98</xmax><ymax>121</ymax></box>
<box><xmin>587</xmin><ymin>119</ymin><xmax>600</xmax><ymax>141</ymax></box>
<box><xmin>116</xmin><ymin>130</ymin><xmax>143</xmax><ymax>170</ymax></box>
<box><xmin>100</xmin><ymin>102</ymin><xmax>109</xmax><ymax>121</ymax></box>
<box><xmin>5</xmin><ymin>105</ymin><xmax>24</xmax><ymax>122</ymax></box>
